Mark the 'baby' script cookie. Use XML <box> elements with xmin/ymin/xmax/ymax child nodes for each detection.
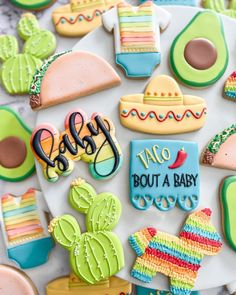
<box><xmin>130</xmin><ymin>139</ymin><xmax>199</xmax><ymax>211</ymax></box>
<box><xmin>31</xmin><ymin>109</ymin><xmax>123</xmax><ymax>182</ymax></box>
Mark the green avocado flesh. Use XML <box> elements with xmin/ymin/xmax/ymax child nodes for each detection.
<box><xmin>10</xmin><ymin>0</ymin><xmax>53</xmax><ymax>10</ymax></box>
<box><xmin>170</xmin><ymin>11</ymin><xmax>228</xmax><ymax>88</ymax></box>
<box><xmin>0</xmin><ymin>107</ymin><xmax>35</xmax><ymax>182</ymax></box>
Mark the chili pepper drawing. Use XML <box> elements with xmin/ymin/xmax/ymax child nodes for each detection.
<box><xmin>168</xmin><ymin>147</ymin><xmax>187</xmax><ymax>169</ymax></box>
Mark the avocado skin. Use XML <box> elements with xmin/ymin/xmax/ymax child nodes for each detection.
<box><xmin>0</xmin><ymin>106</ymin><xmax>35</xmax><ymax>182</ymax></box>
<box><xmin>10</xmin><ymin>0</ymin><xmax>54</xmax><ymax>10</ymax></box>
<box><xmin>170</xmin><ymin>11</ymin><xmax>229</xmax><ymax>88</ymax></box>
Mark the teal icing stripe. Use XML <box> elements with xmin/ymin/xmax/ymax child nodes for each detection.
<box><xmin>225</xmin><ymin>91</ymin><xmax>236</xmax><ymax>98</ymax></box>
<box><xmin>89</xmin><ymin>155</ymin><xmax>123</xmax><ymax>180</ymax></box>
<box><xmin>128</xmin><ymin>235</ymin><xmax>143</xmax><ymax>256</ymax></box>
<box><xmin>182</xmin><ymin>224</ymin><xmax>221</xmax><ymax>241</ymax></box>
<box><xmin>131</xmin><ymin>269</ymin><xmax>152</xmax><ymax>283</ymax></box>
<box><xmin>3</xmin><ymin>205</ymin><xmax>37</xmax><ymax>217</ymax></box>
<box><xmin>119</xmin><ymin>16</ymin><xmax>153</xmax><ymax>23</ymax></box>
<box><xmin>149</xmin><ymin>241</ymin><xmax>201</xmax><ymax>265</ymax></box>
<box><xmin>170</xmin><ymin>285</ymin><xmax>192</xmax><ymax>295</ymax></box>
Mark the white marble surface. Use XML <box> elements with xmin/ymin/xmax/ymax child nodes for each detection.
<box><xmin>0</xmin><ymin>0</ymin><xmax>233</xmax><ymax>294</ymax></box>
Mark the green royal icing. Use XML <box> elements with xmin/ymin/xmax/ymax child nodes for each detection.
<box><xmin>10</xmin><ymin>0</ymin><xmax>54</xmax><ymax>10</ymax></box>
<box><xmin>207</xmin><ymin>124</ymin><xmax>236</xmax><ymax>154</ymax></box>
<box><xmin>17</xmin><ymin>13</ymin><xmax>40</xmax><ymax>41</ymax></box>
<box><xmin>221</xmin><ymin>176</ymin><xmax>236</xmax><ymax>252</ymax></box>
<box><xmin>203</xmin><ymin>0</ymin><xmax>236</xmax><ymax>19</ymax></box>
<box><xmin>0</xmin><ymin>13</ymin><xmax>56</xmax><ymax>95</ymax></box>
<box><xmin>49</xmin><ymin>179</ymin><xmax>124</xmax><ymax>285</ymax></box>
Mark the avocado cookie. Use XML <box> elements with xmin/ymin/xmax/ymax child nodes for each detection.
<box><xmin>170</xmin><ymin>11</ymin><xmax>228</xmax><ymax>88</ymax></box>
<box><xmin>10</xmin><ymin>0</ymin><xmax>55</xmax><ymax>11</ymax></box>
<box><xmin>220</xmin><ymin>176</ymin><xmax>236</xmax><ymax>252</ymax></box>
<box><xmin>0</xmin><ymin>107</ymin><xmax>35</xmax><ymax>182</ymax></box>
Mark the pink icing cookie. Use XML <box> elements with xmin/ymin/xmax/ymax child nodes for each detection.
<box><xmin>29</xmin><ymin>51</ymin><xmax>121</xmax><ymax>110</ymax></box>
<box><xmin>0</xmin><ymin>265</ymin><xmax>38</xmax><ymax>295</ymax></box>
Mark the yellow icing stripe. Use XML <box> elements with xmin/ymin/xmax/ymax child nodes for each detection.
<box><xmin>118</xmin><ymin>11</ymin><xmax>153</xmax><ymax>16</ymax></box>
<box><xmin>120</xmin><ymin>22</ymin><xmax>153</xmax><ymax>28</ymax></box>
<box><xmin>3</xmin><ymin>200</ymin><xmax>36</xmax><ymax>212</ymax></box>
<box><xmin>4</xmin><ymin>211</ymin><xmax>39</xmax><ymax>223</ymax></box>
<box><xmin>120</xmin><ymin>27</ymin><xmax>153</xmax><ymax>32</ymax></box>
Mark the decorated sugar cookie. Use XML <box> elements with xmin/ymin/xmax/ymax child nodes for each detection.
<box><xmin>31</xmin><ymin>109</ymin><xmax>122</xmax><ymax>182</ymax></box>
<box><xmin>0</xmin><ymin>189</ymin><xmax>54</xmax><ymax>269</ymax></box>
<box><xmin>140</xmin><ymin>0</ymin><xmax>197</xmax><ymax>5</ymax></box>
<box><xmin>201</xmin><ymin>124</ymin><xmax>236</xmax><ymax>171</ymax></box>
<box><xmin>129</xmin><ymin>208</ymin><xmax>222</xmax><ymax>295</ymax></box>
<box><xmin>0</xmin><ymin>107</ymin><xmax>35</xmax><ymax>182</ymax></box>
<box><xmin>0</xmin><ymin>265</ymin><xmax>38</xmax><ymax>295</ymax></box>
<box><xmin>52</xmin><ymin>0</ymin><xmax>121</xmax><ymax>37</ymax></box>
<box><xmin>102</xmin><ymin>1</ymin><xmax>171</xmax><ymax>78</ymax></box>
<box><xmin>0</xmin><ymin>13</ymin><xmax>56</xmax><ymax>95</ymax></box>
<box><xmin>130</xmin><ymin>139</ymin><xmax>199</xmax><ymax>211</ymax></box>
<box><xmin>224</xmin><ymin>71</ymin><xmax>236</xmax><ymax>100</ymax></box>
<box><xmin>220</xmin><ymin>176</ymin><xmax>236</xmax><ymax>251</ymax></box>
<box><xmin>170</xmin><ymin>11</ymin><xmax>228</xmax><ymax>88</ymax></box>
<box><xmin>120</xmin><ymin>75</ymin><xmax>207</xmax><ymax>134</ymax></box>
<box><xmin>10</xmin><ymin>0</ymin><xmax>55</xmax><ymax>10</ymax></box>
<box><xmin>203</xmin><ymin>0</ymin><xmax>236</xmax><ymax>19</ymax></box>
<box><xmin>47</xmin><ymin>275</ymin><xmax>132</xmax><ymax>295</ymax></box>
<box><xmin>49</xmin><ymin>179</ymin><xmax>124</xmax><ymax>285</ymax></box>
<box><xmin>30</xmin><ymin>51</ymin><xmax>121</xmax><ymax>110</ymax></box>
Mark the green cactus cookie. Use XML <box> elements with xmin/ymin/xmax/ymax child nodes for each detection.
<box><xmin>203</xmin><ymin>0</ymin><xmax>236</xmax><ymax>19</ymax></box>
<box><xmin>0</xmin><ymin>13</ymin><xmax>56</xmax><ymax>95</ymax></box>
<box><xmin>17</xmin><ymin>13</ymin><xmax>40</xmax><ymax>40</ymax></box>
<box><xmin>49</xmin><ymin>178</ymin><xmax>124</xmax><ymax>285</ymax></box>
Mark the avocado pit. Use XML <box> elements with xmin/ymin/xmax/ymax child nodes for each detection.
<box><xmin>184</xmin><ymin>38</ymin><xmax>217</xmax><ymax>70</ymax></box>
<box><xmin>0</xmin><ymin>136</ymin><xmax>27</xmax><ymax>168</ymax></box>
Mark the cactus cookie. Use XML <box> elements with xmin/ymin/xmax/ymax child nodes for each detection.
<box><xmin>49</xmin><ymin>179</ymin><xmax>124</xmax><ymax>285</ymax></box>
<box><xmin>0</xmin><ymin>13</ymin><xmax>56</xmax><ymax>95</ymax></box>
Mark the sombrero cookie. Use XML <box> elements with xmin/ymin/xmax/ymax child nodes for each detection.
<box><xmin>202</xmin><ymin>124</ymin><xmax>236</xmax><ymax>170</ymax></box>
<box><xmin>52</xmin><ymin>0</ymin><xmax>121</xmax><ymax>37</ymax></box>
<box><xmin>224</xmin><ymin>71</ymin><xmax>236</xmax><ymax>100</ymax></box>
<box><xmin>120</xmin><ymin>75</ymin><xmax>207</xmax><ymax>134</ymax></box>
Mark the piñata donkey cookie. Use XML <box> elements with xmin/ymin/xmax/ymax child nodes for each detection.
<box><xmin>129</xmin><ymin>208</ymin><xmax>222</xmax><ymax>295</ymax></box>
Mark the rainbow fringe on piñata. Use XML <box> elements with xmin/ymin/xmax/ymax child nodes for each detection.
<box><xmin>224</xmin><ymin>71</ymin><xmax>236</xmax><ymax>100</ymax></box>
<box><xmin>129</xmin><ymin>209</ymin><xmax>222</xmax><ymax>295</ymax></box>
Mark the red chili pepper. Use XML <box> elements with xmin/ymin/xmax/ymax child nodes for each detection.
<box><xmin>168</xmin><ymin>147</ymin><xmax>187</xmax><ymax>169</ymax></box>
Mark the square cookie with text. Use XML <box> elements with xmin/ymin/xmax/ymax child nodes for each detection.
<box><xmin>130</xmin><ymin>139</ymin><xmax>199</xmax><ymax>211</ymax></box>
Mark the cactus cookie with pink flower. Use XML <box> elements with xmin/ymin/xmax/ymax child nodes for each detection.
<box><xmin>49</xmin><ymin>178</ymin><xmax>124</xmax><ymax>285</ymax></box>
<box><xmin>0</xmin><ymin>13</ymin><xmax>56</xmax><ymax>95</ymax></box>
